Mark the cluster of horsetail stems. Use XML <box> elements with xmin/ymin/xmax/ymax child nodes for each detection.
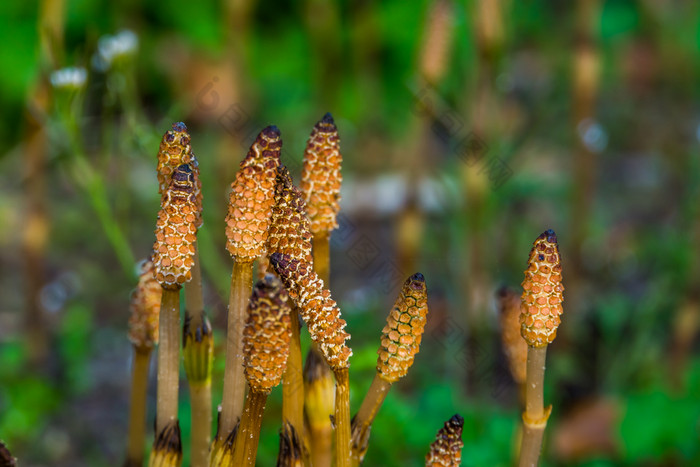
<box><xmin>518</xmin><ymin>229</ymin><xmax>564</xmax><ymax>467</ymax></box>
<box><xmin>122</xmin><ymin>116</ymin><xmax>599</xmax><ymax>466</ymax></box>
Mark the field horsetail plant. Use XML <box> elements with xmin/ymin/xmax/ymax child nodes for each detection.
<box><xmin>149</xmin><ymin>161</ymin><xmax>200</xmax><ymax>466</ymax></box>
<box><xmin>351</xmin><ymin>273</ymin><xmax>429</xmax><ymax>464</ymax></box>
<box><xmin>518</xmin><ymin>229</ymin><xmax>564</xmax><ymax>467</ymax></box>
<box><xmin>213</xmin><ymin>126</ymin><xmax>281</xmax><ymax>462</ymax></box>
<box><xmin>300</xmin><ymin>112</ymin><xmax>344</xmax><ymax>466</ymax></box>
<box><xmin>125</xmin><ymin>117</ymin><xmax>483</xmax><ymax>466</ymax></box>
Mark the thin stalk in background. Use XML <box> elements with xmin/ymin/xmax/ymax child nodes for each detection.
<box><xmin>569</xmin><ymin>0</ymin><xmax>601</xmax><ymax>301</ymax></box>
<box><xmin>125</xmin><ymin>349</ymin><xmax>151</xmax><ymax>467</ymax></box>
<box><xmin>125</xmin><ymin>258</ymin><xmax>161</xmax><ymax>466</ymax></box>
<box><xmin>23</xmin><ymin>0</ymin><xmax>65</xmax><ymax>367</ymax></box>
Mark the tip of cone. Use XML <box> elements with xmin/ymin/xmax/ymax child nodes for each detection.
<box><xmin>264</xmin><ymin>125</ymin><xmax>281</xmax><ymax>138</ymax></box>
<box><xmin>449</xmin><ymin>413</ymin><xmax>464</xmax><ymax>426</ymax></box>
<box><xmin>172</xmin><ymin>122</ymin><xmax>187</xmax><ymax>132</ymax></box>
<box><xmin>542</xmin><ymin>229</ymin><xmax>557</xmax><ymax>243</ymax></box>
<box><xmin>410</xmin><ymin>272</ymin><xmax>425</xmax><ymax>282</ymax></box>
<box><xmin>322</xmin><ymin>112</ymin><xmax>334</xmax><ymax>124</ymax></box>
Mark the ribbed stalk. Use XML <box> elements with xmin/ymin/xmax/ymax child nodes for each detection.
<box><xmin>231</xmin><ymin>390</ymin><xmax>268</xmax><ymax>467</ymax></box>
<box><xmin>350</xmin><ymin>374</ymin><xmax>392</xmax><ymax>465</ymax></box>
<box><xmin>156</xmin><ymin>288</ymin><xmax>181</xmax><ymax>432</ymax></box>
<box><xmin>519</xmin><ymin>346</ymin><xmax>550</xmax><ymax>467</ymax></box>
<box><xmin>185</xmin><ymin>242</ymin><xmax>204</xmax><ymax>314</ymax></box>
<box><xmin>184</xmin><ymin>243</ymin><xmax>212</xmax><ymax>467</ymax></box>
<box><xmin>219</xmin><ymin>260</ymin><xmax>253</xmax><ymax>437</ymax></box>
<box><xmin>312</xmin><ymin>233</ymin><xmax>331</xmax><ymax>284</ymax></box>
<box><xmin>282</xmin><ymin>309</ymin><xmax>305</xmax><ymax>432</ymax></box>
<box><xmin>334</xmin><ymin>368</ymin><xmax>351</xmax><ymax>467</ymax></box>
<box><xmin>305</xmin><ymin>347</ymin><xmax>334</xmax><ymax>467</ymax></box>
<box><xmin>125</xmin><ymin>348</ymin><xmax>151</xmax><ymax>466</ymax></box>
<box><xmin>190</xmin><ymin>382</ymin><xmax>212</xmax><ymax>467</ymax></box>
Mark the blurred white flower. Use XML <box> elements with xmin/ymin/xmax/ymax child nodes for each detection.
<box><xmin>50</xmin><ymin>67</ymin><xmax>87</xmax><ymax>89</ymax></box>
<box><xmin>92</xmin><ymin>29</ymin><xmax>139</xmax><ymax>71</ymax></box>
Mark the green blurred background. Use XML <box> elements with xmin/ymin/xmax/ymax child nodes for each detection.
<box><xmin>1</xmin><ymin>0</ymin><xmax>700</xmax><ymax>465</ymax></box>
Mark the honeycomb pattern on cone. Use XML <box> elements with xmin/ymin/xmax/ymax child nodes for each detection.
<box><xmin>266</xmin><ymin>165</ymin><xmax>313</xmax><ymax>264</ymax></box>
<box><xmin>157</xmin><ymin>122</ymin><xmax>193</xmax><ymax>196</ymax></box>
<box><xmin>377</xmin><ymin>273</ymin><xmax>428</xmax><ymax>383</ymax></box>
<box><xmin>128</xmin><ymin>258</ymin><xmax>162</xmax><ymax>350</ymax></box>
<box><xmin>225</xmin><ymin>126</ymin><xmax>281</xmax><ymax>261</ymax></box>
<box><xmin>519</xmin><ymin>229</ymin><xmax>564</xmax><ymax>347</ymax></box>
<box><xmin>497</xmin><ymin>287</ymin><xmax>527</xmax><ymax>384</ymax></box>
<box><xmin>269</xmin><ymin>253</ymin><xmax>351</xmax><ymax>370</ymax></box>
<box><xmin>425</xmin><ymin>414</ymin><xmax>464</xmax><ymax>467</ymax></box>
<box><xmin>300</xmin><ymin>113</ymin><xmax>342</xmax><ymax>234</ymax></box>
<box><xmin>152</xmin><ymin>164</ymin><xmax>198</xmax><ymax>290</ymax></box>
<box><xmin>243</xmin><ymin>274</ymin><xmax>292</xmax><ymax>392</ymax></box>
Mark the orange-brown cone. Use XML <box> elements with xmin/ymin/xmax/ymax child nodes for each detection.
<box><xmin>128</xmin><ymin>257</ymin><xmax>162</xmax><ymax>351</ymax></box>
<box><xmin>269</xmin><ymin>253</ymin><xmax>351</xmax><ymax>370</ymax></box>
<box><xmin>300</xmin><ymin>113</ymin><xmax>342</xmax><ymax>234</ymax></box>
<box><xmin>377</xmin><ymin>273</ymin><xmax>429</xmax><ymax>383</ymax></box>
<box><xmin>157</xmin><ymin>122</ymin><xmax>194</xmax><ymax>196</ymax></box>
<box><xmin>519</xmin><ymin>229</ymin><xmax>564</xmax><ymax>347</ymax></box>
<box><xmin>266</xmin><ymin>165</ymin><xmax>313</xmax><ymax>264</ymax></box>
<box><xmin>425</xmin><ymin>414</ymin><xmax>464</xmax><ymax>467</ymax></box>
<box><xmin>152</xmin><ymin>164</ymin><xmax>199</xmax><ymax>290</ymax></box>
<box><xmin>225</xmin><ymin>126</ymin><xmax>281</xmax><ymax>261</ymax></box>
<box><xmin>243</xmin><ymin>274</ymin><xmax>292</xmax><ymax>392</ymax></box>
